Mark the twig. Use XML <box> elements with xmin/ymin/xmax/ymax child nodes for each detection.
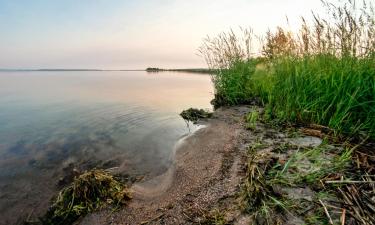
<box><xmin>341</xmin><ymin>208</ymin><xmax>346</xmax><ymax>225</ymax></box>
<box><xmin>140</xmin><ymin>213</ymin><xmax>165</xmax><ymax>225</ymax></box>
<box><xmin>25</xmin><ymin>208</ymin><xmax>35</xmax><ymax>223</ymax></box>
<box><xmin>319</xmin><ymin>199</ymin><xmax>334</xmax><ymax>225</ymax></box>
<box><xmin>325</xmin><ymin>180</ymin><xmax>375</xmax><ymax>184</ymax></box>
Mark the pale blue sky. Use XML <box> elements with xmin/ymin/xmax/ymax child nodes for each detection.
<box><xmin>0</xmin><ymin>0</ymin><xmax>325</xmax><ymax>69</ymax></box>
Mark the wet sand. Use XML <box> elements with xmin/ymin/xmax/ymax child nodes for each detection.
<box><xmin>78</xmin><ymin>106</ymin><xmax>251</xmax><ymax>225</ymax></box>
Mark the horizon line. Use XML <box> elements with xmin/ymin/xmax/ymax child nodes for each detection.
<box><xmin>0</xmin><ymin>68</ymin><xmax>145</xmax><ymax>72</ymax></box>
<box><xmin>0</xmin><ymin>67</ymin><xmax>209</xmax><ymax>72</ymax></box>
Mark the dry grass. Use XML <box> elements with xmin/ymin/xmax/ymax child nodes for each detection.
<box><xmin>264</xmin><ymin>0</ymin><xmax>375</xmax><ymax>58</ymax></box>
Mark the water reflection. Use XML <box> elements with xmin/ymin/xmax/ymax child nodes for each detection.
<box><xmin>0</xmin><ymin>71</ymin><xmax>213</xmax><ymax>224</ymax></box>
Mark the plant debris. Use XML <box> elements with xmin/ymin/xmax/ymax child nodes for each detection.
<box><xmin>237</xmin><ymin>105</ymin><xmax>375</xmax><ymax>225</ymax></box>
<box><xmin>333</xmin><ymin>144</ymin><xmax>375</xmax><ymax>225</ymax></box>
<box><xmin>199</xmin><ymin>209</ymin><xmax>228</xmax><ymax>225</ymax></box>
<box><xmin>29</xmin><ymin>169</ymin><xmax>131</xmax><ymax>225</ymax></box>
<box><xmin>180</xmin><ymin>108</ymin><xmax>212</xmax><ymax>123</ymax></box>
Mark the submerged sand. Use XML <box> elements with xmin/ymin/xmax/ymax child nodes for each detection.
<box><xmin>77</xmin><ymin>106</ymin><xmax>251</xmax><ymax>225</ymax></box>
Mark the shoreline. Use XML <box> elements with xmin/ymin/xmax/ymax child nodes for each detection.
<box><xmin>77</xmin><ymin>105</ymin><xmax>374</xmax><ymax>224</ymax></box>
<box><xmin>77</xmin><ymin>106</ymin><xmax>250</xmax><ymax>224</ymax></box>
<box><xmin>25</xmin><ymin>105</ymin><xmax>374</xmax><ymax>224</ymax></box>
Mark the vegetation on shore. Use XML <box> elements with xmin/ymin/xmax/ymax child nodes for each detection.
<box><xmin>199</xmin><ymin>0</ymin><xmax>374</xmax><ymax>140</ymax></box>
<box><xmin>198</xmin><ymin>0</ymin><xmax>374</xmax><ymax>224</ymax></box>
<box><xmin>240</xmin><ymin>107</ymin><xmax>375</xmax><ymax>224</ymax></box>
<box><xmin>146</xmin><ymin>67</ymin><xmax>216</xmax><ymax>74</ymax></box>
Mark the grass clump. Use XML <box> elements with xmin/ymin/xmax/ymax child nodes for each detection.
<box><xmin>245</xmin><ymin>109</ymin><xmax>259</xmax><ymax>130</ymax></box>
<box><xmin>39</xmin><ymin>169</ymin><xmax>131</xmax><ymax>225</ymax></box>
<box><xmin>241</xmin><ymin>146</ymin><xmax>287</xmax><ymax>224</ymax></box>
<box><xmin>265</xmin><ymin>55</ymin><xmax>375</xmax><ymax>137</ymax></box>
<box><xmin>180</xmin><ymin>108</ymin><xmax>213</xmax><ymax>123</ymax></box>
<box><xmin>240</xmin><ymin>139</ymin><xmax>353</xmax><ymax>224</ymax></box>
<box><xmin>199</xmin><ymin>0</ymin><xmax>375</xmax><ymax>139</ymax></box>
<box><xmin>268</xmin><ymin>145</ymin><xmax>352</xmax><ymax>186</ymax></box>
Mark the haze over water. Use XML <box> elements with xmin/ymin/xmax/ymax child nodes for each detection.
<box><xmin>0</xmin><ymin>70</ymin><xmax>213</xmax><ymax>224</ymax></box>
<box><xmin>0</xmin><ymin>0</ymin><xmax>324</xmax><ymax>70</ymax></box>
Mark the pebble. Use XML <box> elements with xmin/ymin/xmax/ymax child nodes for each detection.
<box><xmin>288</xmin><ymin>136</ymin><xmax>322</xmax><ymax>148</ymax></box>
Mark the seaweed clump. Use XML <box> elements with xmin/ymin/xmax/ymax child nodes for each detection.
<box><xmin>180</xmin><ymin>108</ymin><xmax>213</xmax><ymax>123</ymax></box>
<box><xmin>39</xmin><ymin>169</ymin><xmax>131</xmax><ymax>225</ymax></box>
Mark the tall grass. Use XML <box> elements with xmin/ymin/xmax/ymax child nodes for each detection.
<box><xmin>267</xmin><ymin>54</ymin><xmax>374</xmax><ymax>137</ymax></box>
<box><xmin>200</xmin><ymin>0</ymin><xmax>375</xmax><ymax>139</ymax></box>
<box><xmin>199</xmin><ymin>28</ymin><xmax>259</xmax><ymax>106</ymax></box>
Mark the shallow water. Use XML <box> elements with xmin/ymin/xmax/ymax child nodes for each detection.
<box><xmin>0</xmin><ymin>71</ymin><xmax>213</xmax><ymax>224</ymax></box>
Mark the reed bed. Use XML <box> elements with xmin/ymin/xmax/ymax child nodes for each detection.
<box><xmin>199</xmin><ymin>0</ymin><xmax>375</xmax><ymax>139</ymax></box>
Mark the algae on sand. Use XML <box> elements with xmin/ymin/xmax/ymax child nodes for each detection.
<box><xmin>33</xmin><ymin>169</ymin><xmax>131</xmax><ymax>225</ymax></box>
<box><xmin>180</xmin><ymin>108</ymin><xmax>212</xmax><ymax>123</ymax></box>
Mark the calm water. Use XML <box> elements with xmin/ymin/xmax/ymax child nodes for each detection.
<box><xmin>0</xmin><ymin>71</ymin><xmax>213</xmax><ymax>224</ymax></box>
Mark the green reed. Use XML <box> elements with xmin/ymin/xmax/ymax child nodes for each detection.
<box><xmin>199</xmin><ymin>0</ymin><xmax>375</xmax><ymax>138</ymax></box>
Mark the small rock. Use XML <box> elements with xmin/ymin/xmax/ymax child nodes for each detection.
<box><xmin>288</xmin><ymin>136</ymin><xmax>322</xmax><ymax>148</ymax></box>
<box><xmin>235</xmin><ymin>214</ymin><xmax>252</xmax><ymax>225</ymax></box>
<box><xmin>281</xmin><ymin>187</ymin><xmax>315</xmax><ymax>202</ymax></box>
<box><xmin>275</xmin><ymin>133</ymin><xmax>286</xmax><ymax>139</ymax></box>
<box><xmin>285</xmin><ymin>214</ymin><xmax>305</xmax><ymax>225</ymax></box>
<box><xmin>234</xmin><ymin>106</ymin><xmax>252</xmax><ymax>115</ymax></box>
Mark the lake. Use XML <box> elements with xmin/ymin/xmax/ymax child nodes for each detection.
<box><xmin>0</xmin><ymin>71</ymin><xmax>213</xmax><ymax>224</ymax></box>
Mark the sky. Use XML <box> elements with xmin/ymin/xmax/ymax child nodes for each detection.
<box><xmin>0</xmin><ymin>0</ymin><xmax>326</xmax><ymax>69</ymax></box>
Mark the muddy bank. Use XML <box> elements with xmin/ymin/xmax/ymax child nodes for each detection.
<box><xmin>76</xmin><ymin>106</ymin><xmax>251</xmax><ymax>225</ymax></box>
